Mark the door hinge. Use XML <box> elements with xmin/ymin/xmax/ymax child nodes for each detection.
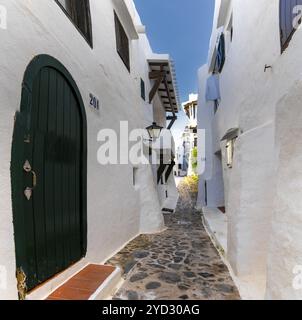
<box><xmin>16</xmin><ymin>268</ymin><xmax>27</xmax><ymax>300</ymax></box>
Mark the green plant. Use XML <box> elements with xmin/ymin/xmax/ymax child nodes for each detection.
<box><xmin>191</xmin><ymin>147</ymin><xmax>198</xmax><ymax>170</ymax></box>
<box><xmin>182</xmin><ymin>174</ymin><xmax>199</xmax><ymax>193</ymax></box>
<box><xmin>192</xmin><ymin>147</ymin><xmax>198</xmax><ymax>158</ymax></box>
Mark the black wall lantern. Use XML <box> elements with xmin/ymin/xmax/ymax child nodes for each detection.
<box><xmin>146</xmin><ymin>122</ymin><xmax>163</xmax><ymax>141</ymax></box>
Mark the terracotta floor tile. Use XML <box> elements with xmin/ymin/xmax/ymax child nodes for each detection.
<box><xmin>46</xmin><ymin>264</ymin><xmax>116</xmax><ymax>300</ymax></box>
<box><xmin>78</xmin><ymin>265</ymin><xmax>114</xmax><ymax>278</ymax></box>
<box><xmin>66</xmin><ymin>278</ymin><xmax>103</xmax><ymax>291</ymax></box>
<box><xmin>50</xmin><ymin>286</ymin><xmax>92</xmax><ymax>300</ymax></box>
<box><xmin>76</xmin><ymin>272</ymin><xmax>108</xmax><ymax>282</ymax></box>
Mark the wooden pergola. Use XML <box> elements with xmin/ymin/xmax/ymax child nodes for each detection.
<box><xmin>147</xmin><ymin>57</ymin><xmax>180</xmax><ymax>185</ymax></box>
<box><xmin>148</xmin><ymin>58</ymin><xmax>179</xmax><ymax>130</ymax></box>
<box><xmin>183</xmin><ymin>99</ymin><xmax>198</xmax><ymax>119</ymax></box>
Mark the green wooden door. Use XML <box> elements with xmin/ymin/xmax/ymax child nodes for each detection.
<box><xmin>11</xmin><ymin>55</ymin><xmax>87</xmax><ymax>294</ymax></box>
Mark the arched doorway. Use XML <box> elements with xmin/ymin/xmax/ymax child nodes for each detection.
<box><xmin>11</xmin><ymin>55</ymin><xmax>87</xmax><ymax>295</ymax></box>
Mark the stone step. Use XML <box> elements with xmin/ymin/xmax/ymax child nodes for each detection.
<box><xmin>46</xmin><ymin>264</ymin><xmax>122</xmax><ymax>300</ymax></box>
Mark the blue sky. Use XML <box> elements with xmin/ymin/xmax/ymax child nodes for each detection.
<box><xmin>134</xmin><ymin>0</ymin><xmax>215</xmax><ymax>145</ymax></box>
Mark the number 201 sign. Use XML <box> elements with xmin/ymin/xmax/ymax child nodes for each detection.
<box><xmin>89</xmin><ymin>93</ymin><xmax>100</xmax><ymax>111</ymax></box>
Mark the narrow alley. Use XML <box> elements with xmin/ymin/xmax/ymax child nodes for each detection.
<box><xmin>2</xmin><ymin>0</ymin><xmax>302</xmax><ymax>305</ymax></box>
<box><xmin>108</xmin><ymin>179</ymin><xmax>240</xmax><ymax>300</ymax></box>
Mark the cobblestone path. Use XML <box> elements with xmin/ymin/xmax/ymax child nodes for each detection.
<box><xmin>107</xmin><ymin>180</ymin><xmax>240</xmax><ymax>300</ymax></box>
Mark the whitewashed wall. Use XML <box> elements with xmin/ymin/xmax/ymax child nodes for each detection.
<box><xmin>266</xmin><ymin>82</ymin><xmax>302</xmax><ymax>300</ymax></box>
<box><xmin>0</xmin><ymin>0</ymin><xmax>174</xmax><ymax>299</ymax></box>
<box><xmin>197</xmin><ymin>66</ymin><xmax>213</xmax><ymax>207</ymax></box>
<box><xmin>199</xmin><ymin>0</ymin><xmax>302</xmax><ymax>299</ymax></box>
<box><xmin>197</xmin><ymin>65</ymin><xmax>225</xmax><ymax>209</ymax></box>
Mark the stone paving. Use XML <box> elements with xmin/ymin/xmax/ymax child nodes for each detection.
<box><xmin>107</xmin><ymin>179</ymin><xmax>240</xmax><ymax>300</ymax></box>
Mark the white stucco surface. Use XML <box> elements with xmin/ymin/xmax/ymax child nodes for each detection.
<box><xmin>0</xmin><ymin>0</ymin><xmax>178</xmax><ymax>299</ymax></box>
<box><xmin>198</xmin><ymin>0</ymin><xmax>302</xmax><ymax>299</ymax></box>
<box><xmin>266</xmin><ymin>82</ymin><xmax>302</xmax><ymax>300</ymax></box>
<box><xmin>197</xmin><ymin>65</ymin><xmax>225</xmax><ymax>209</ymax></box>
<box><xmin>202</xmin><ymin>208</ymin><xmax>227</xmax><ymax>253</ymax></box>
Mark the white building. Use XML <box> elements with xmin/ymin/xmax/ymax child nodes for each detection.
<box><xmin>182</xmin><ymin>94</ymin><xmax>198</xmax><ymax>176</ymax></box>
<box><xmin>174</xmin><ymin>126</ymin><xmax>191</xmax><ymax>177</ymax></box>
<box><xmin>0</xmin><ymin>0</ymin><xmax>180</xmax><ymax>300</ymax></box>
<box><xmin>174</xmin><ymin>143</ymin><xmax>187</xmax><ymax>177</ymax></box>
<box><xmin>197</xmin><ymin>0</ymin><xmax>302</xmax><ymax>299</ymax></box>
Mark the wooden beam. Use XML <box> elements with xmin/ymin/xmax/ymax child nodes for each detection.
<box><xmin>161</xmin><ymin>96</ymin><xmax>176</xmax><ymax>101</ymax></box>
<box><xmin>149</xmin><ymin>74</ymin><xmax>165</xmax><ymax>103</ymax></box>
<box><xmin>167</xmin><ymin>109</ymin><xmax>178</xmax><ymax>114</ymax></box>
<box><xmin>166</xmin><ymin>116</ymin><xmax>175</xmax><ymax>120</ymax></box>
<box><xmin>158</xmin><ymin>89</ymin><xmax>174</xmax><ymax>93</ymax></box>
<box><xmin>150</xmin><ymin>70</ymin><xmax>170</xmax><ymax>75</ymax></box>
<box><xmin>163</xmin><ymin>100</ymin><xmax>177</xmax><ymax>105</ymax></box>
<box><xmin>149</xmin><ymin>62</ymin><xmax>169</xmax><ymax>67</ymax></box>
<box><xmin>167</xmin><ymin>117</ymin><xmax>177</xmax><ymax>130</ymax></box>
<box><xmin>148</xmin><ymin>65</ymin><xmax>178</xmax><ymax>112</ymax></box>
<box><xmin>149</xmin><ymin>71</ymin><xmax>166</xmax><ymax>80</ymax></box>
<box><xmin>163</xmin><ymin>103</ymin><xmax>177</xmax><ymax>107</ymax></box>
<box><xmin>157</xmin><ymin>164</ymin><xmax>168</xmax><ymax>184</ymax></box>
<box><xmin>163</xmin><ymin>103</ymin><xmax>177</xmax><ymax>108</ymax></box>
<box><xmin>165</xmin><ymin>160</ymin><xmax>176</xmax><ymax>182</ymax></box>
<box><xmin>165</xmin><ymin>106</ymin><xmax>178</xmax><ymax>110</ymax></box>
<box><xmin>163</xmin><ymin>77</ymin><xmax>174</xmax><ymax>111</ymax></box>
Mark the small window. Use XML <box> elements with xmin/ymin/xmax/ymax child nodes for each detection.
<box><xmin>56</xmin><ymin>0</ymin><xmax>93</xmax><ymax>47</ymax></box>
<box><xmin>227</xmin><ymin>14</ymin><xmax>233</xmax><ymax>43</ymax></box>
<box><xmin>214</xmin><ymin>99</ymin><xmax>219</xmax><ymax>114</ymax></box>
<box><xmin>280</xmin><ymin>0</ymin><xmax>302</xmax><ymax>52</ymax></box>
<box><xmin>226</xmin><ymin>139</ymin><xmax>235</xmax><ymax>169</ymax></box>
<box><xmin>133</xmin><ymin>167</ymin><xmax>138</xmax><ymax>187</ymax></box>
<box><xmin>214</xmin><ymin>34</ymin><xmax>226</xmax><ymax>73</ymax></box>
<box><xmin>140</xmin><ymin>79</ymin><xmax>146</xmax><ymax>100</ymax></box>
<box><xmin>114</xmin><ymin>12</ymin><xmax>130</xmax><ymax>71</ymax></box>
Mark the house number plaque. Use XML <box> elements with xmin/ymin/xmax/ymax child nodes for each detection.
<box><xmin>89</xmin><ymin>93</ymin><xmax>100</xmax><ymax>111</ymax></box>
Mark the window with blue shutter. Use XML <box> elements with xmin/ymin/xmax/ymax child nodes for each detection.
<box><xmin>280</xmin><ymin>0</ymin><xmax>302</xmax><ymax>52</ymax></box>
<box><xmin>214</xmin><ymin>33</ymin><xmax>226</xmax><ymax>73</ymax></box>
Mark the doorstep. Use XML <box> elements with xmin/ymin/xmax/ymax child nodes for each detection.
<box><xmin>201</xmin><ymin>207</ymin><xmax>227</xmax><ymax>255</ymax></box>
<box><xmin>46</xmin><ymin>264</ymin><xmax>122</xmax><ymax>300</ymax></box>
<box><xmin>201</xmin><ymin>208</ymin><xmax>266</xmax><ymax>299</ymax></box>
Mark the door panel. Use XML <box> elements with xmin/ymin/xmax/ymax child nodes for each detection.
<box><xmin>11</xmin><ymin>60</ymin><xmax>86</xmax><ymax>293</ymax></box>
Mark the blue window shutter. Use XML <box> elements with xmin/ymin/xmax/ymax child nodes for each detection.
<box><xmin>280</xmin><ymin>0</ymin><xmax>302</xmax><ymax>52</ymax></box>
<box><xmin>214</xmin><ymin>33</ymin><xmax>226</xmax><ymax>73</ymax></box>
